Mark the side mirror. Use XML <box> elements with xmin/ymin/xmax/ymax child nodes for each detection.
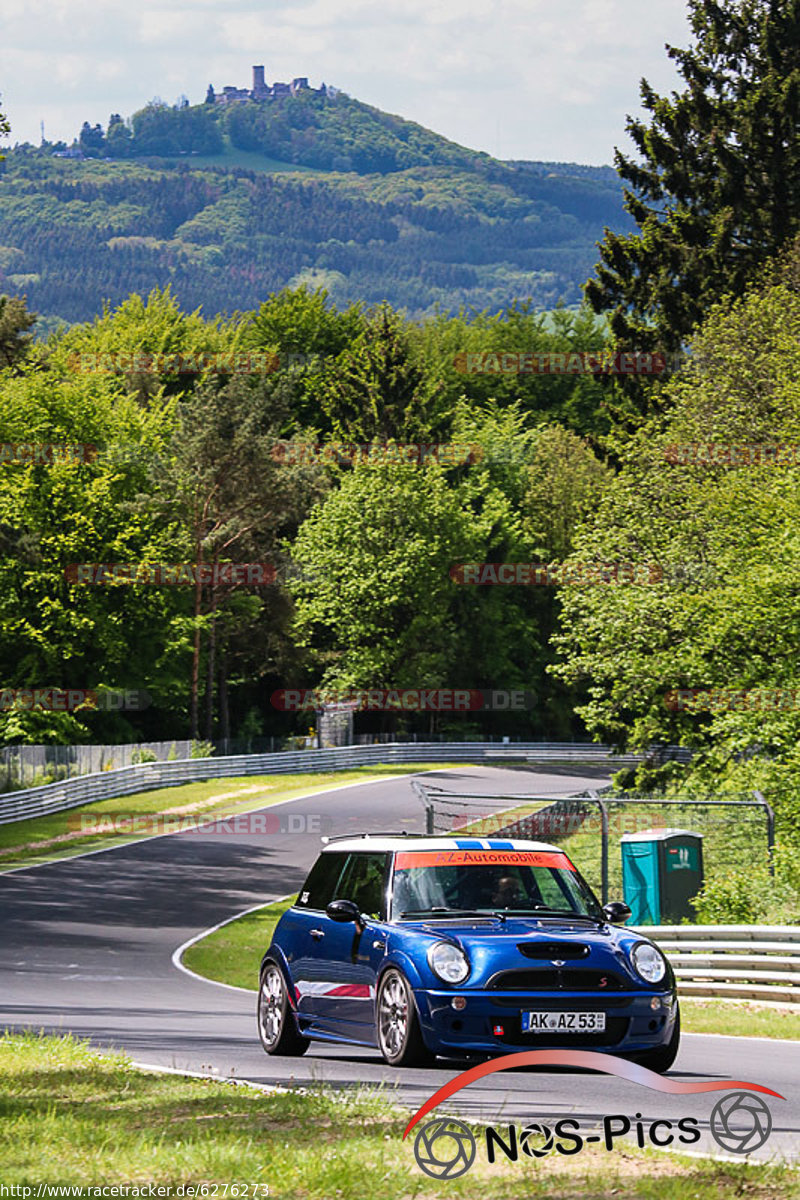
<box><xmin>326</xmin><ymin>899</ymin><xmax>363</xmax><ymax>925</ymax></box>
<box><xmin>602</xmin><ymin>900</ymin><xmax>632</xmax><ymax>925</ymax></box>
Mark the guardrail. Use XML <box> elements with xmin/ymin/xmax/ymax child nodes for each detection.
<box><xmin>643</xmin><ymin>925</ymin><xmax>800</xmax><ymax>1005</ymax></box>
<box><xmin>0</xmin><ymin>741</ymin><xmax>684</xmax><ymax>826</ymax></box>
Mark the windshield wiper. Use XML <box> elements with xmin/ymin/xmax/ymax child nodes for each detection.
<box><xmin>399</xmin><ymin>907</ymin><xmax>502</xmax><ymax>921</ymax></box>
<box><xmin>399</xmin><ymin>906</ymin><xmax>602</xmax><ymax>924</ymax></box>
<box><xmin>516</xmin><ymin>906</ymin><xmax>604</xmax><ymax>924</ymax></box>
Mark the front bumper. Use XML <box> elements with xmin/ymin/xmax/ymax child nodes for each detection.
<box><xmin>415</xmin><ymin>988</ymin><xmax>677</xmax><ymax>1056</ymax></box>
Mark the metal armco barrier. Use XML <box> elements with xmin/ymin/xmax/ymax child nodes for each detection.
<box><xmin>643</xmin><ymin>925</ymin><xmax>800</xmax><ymax>1004</ymax></box>
<box><xmin>0</xmin><ymin>742</ymin><xmax>682</xmax><ymax>826</ymax></box>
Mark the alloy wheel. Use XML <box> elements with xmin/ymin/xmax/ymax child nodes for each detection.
<box><xmin>379</xmin><ymin>972</ymin><xmax>409</xmax><ymax>1058</ymax></box>
<box><xmin>259</xmin><ymin>965</ymin><xmax>285</xmax><ymax>1047</ymax></box>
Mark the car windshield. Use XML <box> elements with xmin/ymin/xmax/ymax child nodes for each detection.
<box><xmin>391</xmin><ymin>848</ymin><xmax>602</xmax><ymax>920</ymax></box>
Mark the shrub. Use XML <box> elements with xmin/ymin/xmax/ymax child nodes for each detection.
<box><xmin>131</xmin><ymin>747</ymin><xmax>157</xmax><ymax>764</ymax></box>
<box><xmin>692</xmin><ymin>853</ymin><xmax>800</xmax><ymax>924</ymax></box>
<box><xmin>692</xmin><ymin>867</ymin><xmax>770</xmax><ymax>923</ymax></box>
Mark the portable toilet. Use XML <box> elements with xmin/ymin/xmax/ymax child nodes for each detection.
<box><xmin>620</xmin><ymin>829</ymin><xmax>704</xmax><ymax>925</ymax></box>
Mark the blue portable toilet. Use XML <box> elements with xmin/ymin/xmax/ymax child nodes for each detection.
<box><xmin>620</xmin><ymin>828</ymin><xmax>704</xmax><ymax>925</ymax></box>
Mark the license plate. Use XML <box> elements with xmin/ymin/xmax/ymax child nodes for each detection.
<box><xmin>521</xmin><ymin>1010</ymin><xmax>606</xmax><ymax>1033</ymax></box>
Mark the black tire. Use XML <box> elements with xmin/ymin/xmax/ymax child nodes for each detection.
<box><xmin>631</xmin><ymin>1005</ymin><xmax>681</xmax><ymax>1073</ymax></box>
<box><xmin>376</xmin><ymin>968</ymin><xmax>435</xmax><ymax>1067</ymax></box>
<box><xmin>257</xmin><ymin>962</ymin><xmax>310</xmax><ymax>1056</ymax></box>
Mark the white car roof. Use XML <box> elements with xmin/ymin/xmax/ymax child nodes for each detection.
<box><xmin>321</xmin><ymin>836</ymin><xmax>564</xmax><ymax>854</ymax></box>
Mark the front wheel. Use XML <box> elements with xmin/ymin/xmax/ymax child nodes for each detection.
<box><xmin>376</xmin><ymin>969</ymin><xmax>434</xmax><ymax>1067</ymax></box>
<box><xmin>631</xmin><ymin>1005</ymin><xmax>680</xmax><ymax>1074</ymax></box>
<box><xmin>257</xmin><ymin>963</ymin><xmax>309</xmax><ymax>1056</ymax></box>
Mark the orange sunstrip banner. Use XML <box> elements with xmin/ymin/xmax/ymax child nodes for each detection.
<box><xmin>394</xmin><ymin>850</ymin><xmax>575</xmax><ymax>870</ymax></box>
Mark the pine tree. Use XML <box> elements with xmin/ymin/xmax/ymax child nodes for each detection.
<box><xmin>586</xmin><ymin>0</ymin><xmax>800</xmax><ymax>376</ymax></box>
<box><xmin>0</xmin><ymin>295</ymin><xmax>36</xmax><ymax>368</ymax></box>
<box><xmin>0</xmin><ymin>103</ymin><xmax>10</xmax><ymax>160</ymax></box>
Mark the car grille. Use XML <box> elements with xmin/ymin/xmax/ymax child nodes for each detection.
<box><xmin>487</xmin><ymin>968</ymin><xmax>627</xmax><ymax>991</ymax></box>
<box><xmin>517</xmin><ymin>941</ymin><xmax>589</xmax><ymax>960</ymax></box>
<box><xmin>491</xmin><ymin>994</ymin><xmax>632</xmax><ymax>1009</ymax></box>
<box><xmin>495</xmin><ymin>1016</ymin><xmax>629</xmax><ymax>1047</ymax></box>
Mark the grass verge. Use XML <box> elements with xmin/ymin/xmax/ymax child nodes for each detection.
<box><xmin>3</xmin><ymin>1032</ymin><xmax>798</xmax><ymax>1197</ymax></box>
<box><xmin>182</xmin><ymin>903</ymin><xmax>800</xmax><ymax>1040</ymax></box>
<box><xmin>680</xmin><ymin>999</ymin><xmax>800</xmax><ymax>1039</ymax></box>
<box><xmin>0</xmin><ymin>764</ymin><xmax>460</xmax><ymax>873</ymax></box>
<box><xmin>182</xmin><ymin>899</ymin><xmax>293</xmax><ymax>989</ymax></box>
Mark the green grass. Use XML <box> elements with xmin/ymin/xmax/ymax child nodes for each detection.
<box><xmin>0</xmin><ymin>763</ymin><xmax>460</xmax><ymax>872</ymax></box>
<box><xmin>2</xmin><ymin>1032</ymin><xmax>798</xmax><ymax>1197</ymax></box>
<box><xmin>184</xmin><ymin>906</ymin><xmax>800</xmax><ymax>1041</ymax></box>
<box><xmin>183</xmin><ymin>899</ymin><xmax>294</xmax><ymax>989</ymax></box>
<box><xmin>680</xmin><ymin>999</ymin><xmax>800</xmax><ymax>1039</ymax></box>
<box><xmin>152</xmin><ymin>139</ymin><xmax>323</xmax><ymax>175</ymax></box>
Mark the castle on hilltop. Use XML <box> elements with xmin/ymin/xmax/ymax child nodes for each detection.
<box><xmin>213</xmin><ymin>66</ymin><xmax>339</xmax><ymax>105</ymax></box>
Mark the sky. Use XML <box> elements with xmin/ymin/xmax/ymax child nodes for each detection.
<box><xmin>0</xmin><ymin>0</ymin><xmax>691</xmax><ymax>165</ymax></box>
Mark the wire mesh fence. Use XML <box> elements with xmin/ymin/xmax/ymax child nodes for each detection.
<box><xmin>413</xmin><ymin>783</ymin><xmax>775</xmax><ymax>904</ymax></box>
<box><xmin>0</xmin><ymin>741</ymin><xmax>201</xmax><ymax>792</ymax></box>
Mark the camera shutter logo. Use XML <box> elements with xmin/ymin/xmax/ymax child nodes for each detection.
<box><xmin>519</xmin><ymin>1122</ymin><xmax>554</xmax><ymax>1158</ymax></box>
<box><xmin>710</xmin><ymin>1092</ymin><xmax>773</xmax><ymax>1154</ymax></box>
<box><xmin>413</xmin><ymin>1117</ymin><xmax>476</xmax><ymax>1179</ymax></box>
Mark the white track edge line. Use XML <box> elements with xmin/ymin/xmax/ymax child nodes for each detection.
<box><xmin>171</xmin><ymin>893</ymin><xmax>295</xmax><ymax>993</ymax></box>
<box><xmin>129</xmin><ymin>1058</ymin><xmax>285</xmax><ymax>1093</ymax></box>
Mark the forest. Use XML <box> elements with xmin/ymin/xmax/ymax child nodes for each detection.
<box><xmin>1</xmin><ymin>0</ymin><xmax>799</xmax><ymax>911</ymax></box>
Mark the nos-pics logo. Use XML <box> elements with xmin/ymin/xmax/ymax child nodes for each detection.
<box><xmin>405</xmin><ymin>1050</ymin><xmax>783</xmax><ymax>1180</ymax></box>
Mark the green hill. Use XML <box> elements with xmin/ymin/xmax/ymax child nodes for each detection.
<box><xmin>0</xmin><ymin>89</ymin><xmax>633</xmax><ymax>324</ymax></box>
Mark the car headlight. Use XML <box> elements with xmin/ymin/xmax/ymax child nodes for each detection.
<box><xmin>630</xmin><ymin>941</ymin><xmax>667</xmax><ymax>984</ymax></box>
<box><xmin>428</xmin><ymin>941</ymin><xmax>470</xmax><ymax>984</ymax></box>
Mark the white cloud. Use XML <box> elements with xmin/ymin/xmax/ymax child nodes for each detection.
<box><xmin>0</xmin><ymin>0</ymin><xmax>690</xmax><ymax>161</ymax></box>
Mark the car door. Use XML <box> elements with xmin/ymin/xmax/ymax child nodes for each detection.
<box><xmin>310</xmin><ymin>850</ymin><xmax>391</xmax><ymax>1041</ymax></box>
<box><xmin>282</xmin><ymin>850</ymin><xmax>349</xmax><ymax>1025</ymax></box>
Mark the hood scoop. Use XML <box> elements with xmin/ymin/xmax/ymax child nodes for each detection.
<box><xmin>517</xmin><ymin>940</ymin><xmax>589</xmax><ymax>960</ymax></box>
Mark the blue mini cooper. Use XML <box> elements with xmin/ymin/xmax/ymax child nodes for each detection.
<box><xmin>258</xmin><ymin>836</ymin><xmax>680</xmax><ymax>1071</ymax></box>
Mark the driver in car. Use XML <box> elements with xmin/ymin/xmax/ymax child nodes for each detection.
<box><xmin>491</xmin><ymin>873</ymin><xmax>525</xmax><ymax>908</ymax></box>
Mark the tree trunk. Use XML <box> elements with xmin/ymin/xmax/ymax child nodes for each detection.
<box><xmin>205</xmin><ymin>588</ymin><xmax>218</xmax><ymax>742</ymax></box>
<box><xmin>190</xmin><ymin>526</ymin><xmax>203</xmax><ymax>739</ymax></box>
<box><xmin>219</xmin><ymin>653</ymin><xmax>230</xmax><ymax>748</ymax></box>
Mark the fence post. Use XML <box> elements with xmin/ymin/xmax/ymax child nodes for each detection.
<box><xmin>753</xmin><ymin>790</ymin><xmax>775</xmax><ymax>876</ymax></box>
<box><xmin>590</xmin><ymin>791</ymin><xmax>609</xmax><ymax>904</ymax></box>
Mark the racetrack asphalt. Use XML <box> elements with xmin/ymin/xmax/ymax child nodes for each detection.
<box><xmin>0</xmin><ymin>765</ymin><xmax>797</xmax><ymax>1163</ymax></box>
